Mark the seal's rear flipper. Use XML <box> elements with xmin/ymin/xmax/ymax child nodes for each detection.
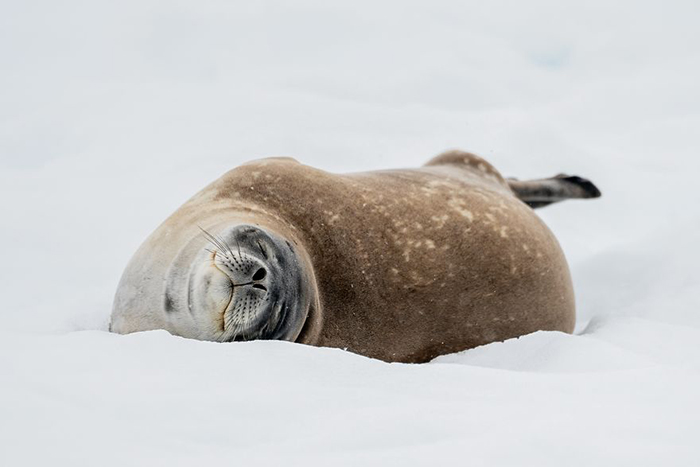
<box><xmin>507</xmin><ymin>174</ymin><xmax>601</xmax><ymax>209</ymax></box>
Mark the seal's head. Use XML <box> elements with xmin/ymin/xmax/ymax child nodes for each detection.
<box><xmin>110</xmin><ymin>223</ymin><xmax>317</xmax><ymax>343</ymax></box>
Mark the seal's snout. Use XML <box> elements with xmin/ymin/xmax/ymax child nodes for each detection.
<box><xmin>190</xmin><ymin>224</ymin><xmax>313</xmax><ymax>343</ymax></box>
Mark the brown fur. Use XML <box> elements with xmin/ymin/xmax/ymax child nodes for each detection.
<box><xmin>175</xmin><ymin>150</ymin><xmax>576</xmax><ymax>363</ymax></box>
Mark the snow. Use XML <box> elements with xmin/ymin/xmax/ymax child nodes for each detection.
<box><xmin>1</xmin><ymin>1</ymin><xmax>699</xmax><ymax>465</ymax></box>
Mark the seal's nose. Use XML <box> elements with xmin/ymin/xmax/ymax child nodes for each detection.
<box><xmin>252</xmin><ymin>267</ymin><xmax>267</xmax><ymax>291</ymax></box>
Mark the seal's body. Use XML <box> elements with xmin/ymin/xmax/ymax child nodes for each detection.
<box><xmin>111</xmin><ymin>151</ymin><xmax>600</xmax><ymax>363</ymax></box>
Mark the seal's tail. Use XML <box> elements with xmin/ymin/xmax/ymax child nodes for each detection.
<box><xmin>507</xmin><ymin>174</ymin><xmax>602</xmax><ymax>209</ymax></box>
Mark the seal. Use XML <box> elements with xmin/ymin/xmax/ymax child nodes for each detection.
<box><xmin>110</xmin><ymin>150</ymin><xmax>601</xmax><ymax>363</ymax></box>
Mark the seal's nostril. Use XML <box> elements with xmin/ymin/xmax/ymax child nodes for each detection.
<box><xmin>252</xmin><ymin>284</ymin><xmax>267</xmax><ymax>291</ymax></box>
<box><xmin>253</xmin><ymin>268</ymin><xmax>267</xmax><ymax>281</ymax></box>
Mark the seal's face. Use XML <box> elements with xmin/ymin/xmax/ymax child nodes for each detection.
<box><xmin>111</xmin><ymin>224</ymin><xmax>314</xmax><ymax>343</ymax></box>
<box><xmin>185</xmin><ymin>225</ymin><xmax>311</xmax><ymax>341</ymax></box>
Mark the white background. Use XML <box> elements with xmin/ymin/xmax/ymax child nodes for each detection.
<box><xmin>1</xmin><ymin>1</ymin><xmax>699</xmax><ymax>465</ymax></box>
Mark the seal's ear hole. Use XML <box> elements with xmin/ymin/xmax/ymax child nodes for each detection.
<box><xmin>252</xmin><ymin>284</ymin><xmax>267</xmax><ymax>292</ymax></box>
<box><xmin>253</xmin><ymin>268</ymin><xmax>267</xmax><ymax>281</ymax></box>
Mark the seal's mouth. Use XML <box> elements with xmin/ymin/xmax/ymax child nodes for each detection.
<box><xmin>187</xmin><ymin>224</ymin><xmax>312</xmax><ymax>343</ymax></box>
<box><xmin>208</xmin><ymin>247</ymin><xmax>276</xmax><ymax>340</ymax></box>
<box><xmin>210</xmin><ymin>251</ymin><xmax>235</xmax><ymax>311</ymax></box>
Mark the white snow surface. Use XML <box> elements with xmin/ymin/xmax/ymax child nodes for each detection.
<box><xmin>1</xmin><ymin>1</ymin><xmax>699</xmax><ymax>465</ymax></box>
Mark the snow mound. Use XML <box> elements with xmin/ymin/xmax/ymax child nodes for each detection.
<box><xmin>2</xmin><ymin>328</ymin><xmax>699</xmax><ymax>466</ymax></box>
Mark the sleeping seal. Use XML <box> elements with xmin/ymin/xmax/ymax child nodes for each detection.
<box><xmin>110</xmin><ymin>150</ymin><xmax>600</xmax><ymax>363</ymax></box>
